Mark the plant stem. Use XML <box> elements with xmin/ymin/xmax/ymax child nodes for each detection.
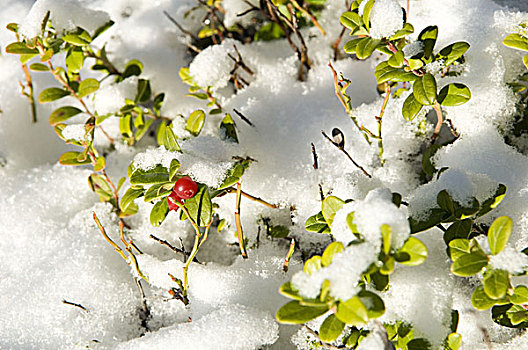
<box><xmin>322</xmin><ymin>130</ymin><xmax>372</xmax><ymax>178</ymax></box>
<box><xmin>290</xmin><ymin>0</ymin><xmax>325</xmax><ymax>36</ymax></box>
<box><xmin>377</xmin><ymin>85</ymin><xmax>391</xmax><ymax>166</ymax></box>
<box><xmin>235</xmin><ymin>181</ymin><xmax>248</xmax><ymax>259</ymax></box>
<box><xmin>224</xmin><ymin>187</ymin><xmax>278</xmax><ymax>209</ymax></box>
<box><xmin>432</xmin><ymin>102</ymin><xmax>443</xmax><ymax>142</ymax></box>
<box><xmin>283</xmin><ymin>238</ymin><xmax>295</xmax><ymax>272</ymax></box>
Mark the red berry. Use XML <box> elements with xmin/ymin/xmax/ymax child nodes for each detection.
<box><xmin>167</xmin><ymin>191</ymin><xmax>183</xmax><ymax>211</ymax></box>
<box><xmin>174</xmin><ymin>176</ymin><xmax>198</xmax><ymax>199</ymax></box>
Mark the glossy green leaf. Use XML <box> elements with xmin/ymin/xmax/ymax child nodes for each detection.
<box><xmin>48</xmin><ymin>106</ymin><xmax>82</xmax><ymax>125</ymax></box>
<box><xmin>450</xmin><ymin>250</ymin><xmax>488</xmax><ymax>276</ymax></box>
<box><xmin>478</xmin><ymin>184</ymin><xmax>506</xmax><ymax>217</ymax></box>
<box><xmin>488</xmin><ymin>216</ymin><xmax>513</xmax><ymax>255</ymax></box>
<box><xmin>77</xmin><ymin>78</ymin><xmax>100</xmax><ymax>98</ymax></box>
<box><xmin>407</xmin><ymin>338</ymin><xmax>432</xmax><ymax>350</ymax></box>
<box><xmin>120</xmin><ymin>187</ymin><xmax>144</xmax><ymax>211</ymax></box>
<box><xmin>507</xmin><ymin>304</ymin><xmax>528</xmax><ymax>325</ymax></box>
<box><xmin>123</xmin><ymin>59</ymin><xmax>143</xmax><ymax>79</ymax></box>
<box><xmin>510</xmin><ymin>285</ymin><xmax>528</xmax><ymax>305</ymax></box>
<box><xmin>357</xmin><ymin>290</ymin><xmax>385</xmax><ymax>318</ymax></box>
<box><xmin>130</xmin><ymin>165</ymin><xmax>170</xmax><ymax>185</ymax></box>
<box><xmin>402</xmin><ymin>93</ymin><xmax>423</xmax><ymax>121</ymax></box>
<box><xmin>269</xmin><ymin>225</ymin><xmax>289</xmax><ymax>238</ymax></box>
<box><xmin>217</xmin><ymin>160</ymin><xmax>250</xmax><ymax>190</ymax></box>
<box><xmin>58</xmin><ymin>151</ymin><xmax>91</xmax><ymax>166</ymax></box>
<box><xmin>220</xmin><ymin>113</ymin><xmax>238</xmax><ymax>142</ymax></box>
<box><xmin>438</xmin><ymin>83</ymin><xmax>471</xmax><ymax>106</ymax></box>
<box><xmin>65</xmin><ymin>46</ymin><xmax>84</xmax><ymax>73</ymax></box>
<box><xmin>413</xmin><ymin>73</ymin><xmax>437</xmax><ymax>105</ymax></box>
<box><xmin>390</xmin><ymin>23</ymin><xmax>414</xmax><ymax>40</ymax></box>
<box><xmin>524</xmin><ymin>54</ymin><xmax>528</xmax><ymax>69</ymax></box>
<box><xmin>444</xmin><ymin>219</ymin><xmax>473</xmax><ymax>245</ymax></box>
<box><xmin>319</xmin><ymin>314</ymin><xmax>345</xmax><ymax>342</ymax></box>
<box><xmin>162</xmin><ymin>124</ymin><xmax>181</xmax><ymax>152</ymax></box>
<box><xmin>186</xmin><ymin>109</ymin><xmax>206</xmax><ymax>136</ymax></box>
<box><xmin>135</xmin><ymin>79</ymin><xmax>151</xmax><ymax>103</ymax></box>
<box><xmin>322</xmin><ymin>196</ymin><xmax>345</xmax><ymax>226</ymax></box>
<box><xmin>447</xmin><ymin>333</ymin><xmax>462</xmax><ymax>350</ymax></box>
<box><xmin>375</xmin><ymin>61</ymin><xmax>417</xmax><ymax>84</ymax></box>
<box><xmin>356</xmin><ymin>38</ymin><xmax>381</xmax><ymax>60</ymax></box>
<box><xmin>304</xmin><ymin>256</ymin><xmax>322</xmax><ymax>275</ymax></box>
<box><xmin>322</xmin><ymin>241</ymin><xmax>344</xmax><ymax>267</ymax></box>
<box><xmin>472</xmin><ymin>286</ymin><xmax>496</xmax><ymax>310</ymax></box>
<box><xmin>119</xmin><ymin>114</ymin><xmax>133</xmax><ymax>138</ymax></box>
<box><xmin>62</xmin><ymin>33</ymin><xmax>91</xmax><ymax>46</ymax></box>
<box><xmin>38</xmin><ymin>87</ymin><xmax>70</xmax><ymax>103</ymax></box>
<box><xmin>5</xmin><ymin>42</ymin><xmax>38</xmax><ymax>54</ymax></box>
<box><xmin>418</xmin><ymin>25</ymin><xmax>438</xmax><ymax>59</ymax></box>
<box><xmin>407</xmin><ymin>58</ymin><xmax>424</xmax><ymax>70</ymax></box>
<box><xmin>183</xmin><ymin>185</ymin><xmax>212</xmax><ymax>226</ymax></box>
<box><xmin>503</xmin><ymin>33</ymin><xmax>528</xmax><ymax>52</ymax></box>
<box><xmin>343</xmin><ymin>38</ymin><xmax>364</xmax><ymax>54</ymax></box>
<box><xmin>484</xmin><ymin>269</ymin><xmax>510</xmax><ymax>299</ymax></box>
<box><xmin>336</xmin><ymin>296</ymin><xmax>368</xmax><ymax>325</ymax></box>
<box><xmin>388</xmin><ymin>50</ymin><xmax>404</xmax><ymax>68</ymax></box>
<box><xmin>144</xmin><ymin>183</ymin><xmax>172</xmax><ymax>202</ymax></box>
<box><xmin>29</xmin><ymin>63</ymin><xmax>49</xmax><ymax>71</ymax></box>
<box><xmin>437</xmin><ymin>41</ymin><xmax>470</xmax><ymax>66</ymax></box>
<box><xmin>340</xmin><ymin>11</ymin><xmax>363</xmax><ymax>31</ymax></box>
<box><xmin>169</xmin><ymin>159</ymin><xmax>181</xmax><ymax>181</ymax></box>
<box><xmin>305</xmin><ymin>211</ymin><xmax>331</xmax><ymax>234</ymax></box>
<box><xmin>346</xmin><ymin>212</ymin><xmax>358</xmax><ymax>233</ymax></box>
<box><xmin>409</xmin><ymin>208</ymin><xmax>446</xmax><ymax>233</ymax></box>
<box><xmin>381</xmin><ymin>224</ymin><xmax>392</xmax><ymax>255</ymax></box>
<box><xmin>150</xmin><ymin>199</ymin><xmax>169</xmax><ymax>226</ymax></box>
<box><xmin>449</xmin><ymin>239</ymin><xmax>470</xmax><ymax>261</ymax></box>
<box><xmin>276</xmin><ymin>300</ymin><xmax>329</xmax><ymax>324</ymax></box>
<box><xmin>92</xmin><ymin>20</ymin><xmax>115</xmax><ymax>39</ymax></box>
<box><xmin>279</xmin><ymin>282</ymin><xmax>302</xmax><ymax>300</ymax></box>
<box><xmin>362</xmin><ymin>0</ymin><xmax>375</xmax><ymax>30</ymax></box>
<box><xmin>398</xmin><ymin>237</ymin><xmax>428</xmax><ymax>266</ymax></box>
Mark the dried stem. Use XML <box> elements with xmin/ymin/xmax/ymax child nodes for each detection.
<box><xmin>62</xmin><ymin>299</ymin><xmax>88</xmax><ymax>312</ymax></box>
<box><xmin>333</xmin><ymin>27</ymin><xmax>346</xmax><ymax>61</ymax></box>
<box><xmin>311</xmin><ymin>142</ymin><xmax>319</xmax><ymax>169</ymax></box>
<box><xmin>235</xmin><ymin>181</ymin><xmax>248</xmax><ymax>259</ymax></box>
<box><xmin>290</xmin><ymin>0</ymin><xmax>325</xmax><ymax>36</ymax></box>
<box><xmin>224</xmin><ymin>187</ymin><xmax>278</xmax><ymax>209</ymax></box>
<box><xmin>163</xmin><ymin>10</ymin><xmax>202</xmax><ymax>54</ymax></box>
<box><xmin>377</xmin><ymin>84</ymin><xmax>391</xmax><ymax>165</ymax></box>
<box><xmin>15</xmin><ymin>32</ymin><xmax>37</xmax><ymax>123</ymax></box>
<box><xmin>233</xmin><ymin>108</ymin><xmax>254</xmax><ymax>126</ymax></box>
<box><xmin>432</xmin><ymin>102</ymin><xmax>443</xmax><ymax>142</ymax></box>
<box><xmin>322</xmin><ymin>130</ymin><xmax>372</xmax><ymax>178</ymax></box>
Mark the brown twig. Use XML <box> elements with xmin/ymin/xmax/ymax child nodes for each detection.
<box><xmin>163</xmin><ymin>10</ymin><xmax>202</xmax><ymax>54</ymax></box>
<box><xmin>333</xmin><ymin>27</ymin><xmax>346</xmax><ymax>61</ymax></box>
<box><xmin>235</xmin><ymin>180</ymin><xmax>248</xmax><ymax>259</ymax></box>
<box><xmin>291</xmin><ymin>0</ymin><xmax>325</xmax><ymax>36</ymax></box>
<box><xmin>224</xmin><ymin>187</ymin><xmax>278</xmax><ymax>209</ymax></box>
<box><xmin>302</xmin><ymin>325</ymin><xmax>346</xmax><ymax>350</ymax></box>
<box><xmin>322</xmin><ymin>130</ymin><xmax>372</xmax><ymax>178</ymax></box>
<box><xmin>311</xmin><ymin>142</ymin><xmax>319</xmax><ymax>169</ymax></box>
<box><xmin>233</xmin><ymin>108</ymin><xmax>254</xmax><ymax>127</ymax></box>
<box><xmin>62</xmin><ymin>299</ymin><xmax>88</xmax><ymax>312</ymax></box>
<box><xmin>283</xmin><ymin>238</ymin><xmax>295</xmax><ymax>272</ymax></box>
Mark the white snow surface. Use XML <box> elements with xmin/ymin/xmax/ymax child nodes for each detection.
<box><xmin>2</xmin><ymin>0</ymin><xmax>528</xmax><ymax>349</ymax></box>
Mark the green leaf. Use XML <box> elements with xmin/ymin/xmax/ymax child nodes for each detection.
<box><xmin>279</xmin><ymin>282</ymin><xmax>302</xmax><ymax>300</ymax></box>
<box><xmin>38</xmin><ymin>87</ymin><xmax>70</xmax><ymax>103</ymax></box>
<box><xmin>444</xmin><ymin>219</ymin><xmax>473</xmax><ymax>245</ymax></box>
<box><xmin>62</xmin><ymin>33</ymin><xmax>91</xmax><ymax>46</ymax></box>
<box><xmin>401</xmin><ymin>93</ymin><xmax>424</xmax><ymax>122</ymax></box>
<box><xmin>524</xmin><ymin>54</ymin><xmax>528</xmax><ymax>69</ymax></box>
<box><xmin>398</xmin><ymin>237</ymin><xmax>428</xmax><ymax>266</ymax></box>
<box><xmin>135</xmin><ymin>79</ymin><xmax>151</xmax><ymax>103</ymax></box>
<box><xmin>48</xmin><ymin>106</ymin><xmax>82</xmax><ymax>125</ymax></box>
<box><xmin>304</xmin><ymin>256</ymin><xmax>322</xmax><ymax>275</ymax></box>
<box><xmin>276</xmin><ymin>300</ymin><xmax>329</xmax><ymax>324</ymax></box>
<box><xmin>483</xmin><ymin>269</ymin><xmax>510</xmax><ymax>299</ymax></box>
<box><xmin>169</xmin><ymin>159</ymin><xmax>181</xmax><ymax>181</ymax></box>
<box><xmin>130</xmin><ymin>165</ymin><xmax>170</xmax><ymax>185</ymax></box>
<box><xmin>507</xmin><ymin>304</ymin><xmax>528</xmax><ymax>325</ymax></box>
<box><xmin>388</xmin><ymin>50</ymin><xmax>405</xmax><ymax>68</ymax></box>
<box><xmin>437</xmin><ymin>42</ymin><xmax>470</xmax><ymax>66</ymax></box>
<box><xmin>449</xmin><ymin>239</ymin><xmax>470</xmax><ymax>261</ymax></box>
<box><xmin>5</xmin><ymin>42</ymin><xmax>39</xmax><ymax>54</ymax></box>
<box><xmin>418</xmin><ymin>25</ymin><xmax>438</xmax><ymax>59</ymax></box>
<box><xmin>407</xmin><ymin>58</ymin><xmax>424</xmax><ymax>70</ymax></box>
<box><xmin>346</xmin><ymin>212</ymin><xmax>358</xmax><ymax>233</ymax></box>
<box><xmin>422</xmin><ymin>144</ymin><xmax>441</xmax><ymax>177</ymax></box>
<box><xmin>183</xmin><ymin>185</ymin><xmax>212</xmax><ymax>226</ymax></box>
<box><xmin>437</xmin><ymin>189</ymin><xmax>455</xmax><ymax>215</ymax></box>
<box><xmin>65</xmin><ymin>46</ymin><xmax>84</xmax><ymax>73</ymax></box>
<box><xmin>407</xmin><ymin>338</ymin><xmax>432</xmax><ymax>350</ymax></box>
<box><xmin>340</xmin><ymin>11</ymin><xmax>363</xmax><ymax>31</ymax></box>
<box><xmin>269</xmin><ymin>225</ymin><xmax>289</xmax><ymax>238</ymax></box>
<box><xmin>29</xmin><ymin>63</ymin><xmax>49</xmax><ymax>71</ymax></box>
<box><xmin>375</xmin><ymin>61</ymin><xmax>417</xmax><ymax>84</ymax></box>
<box><xmin>119</xmin><ymin>114</ymin><xmax>133</xmax><ymax>138</ymax></box>
<box><xmin>322</xmin><ymin>241</ymin><xmax>344</xmax><ymax>267</ymax></box>
<box><xmin>492</xmin><ymin>304</ymin><xmax>528</xmax><ymax>328</ymax></box>
<box><xmin>77</xmin><ymin>78</ymin><xmax>100</xmax><ymax>98</ymax></box>
<box><xmin>305</xmin><ymin>212</ymin><xmax>331</xmax><ymax>234</ymax></box>
<box><xmin>510</xmin><ymin>285</ymin><xmax>528</xmax><ymax>305</ymax></box>
<box><xmin>88</xmin><ymin>174</ymin><xmax>113</xmax><ymax>202</ymax></box>
<box><xmin>319</xmin><ymin>314</ymin><xmax>345</xmax><ymax>342</ymax></box>
<box><xmin>390</xmin><ymin>23</ymin><xmax>414</xmax><ymax>40</ymax></box>
<box><xmin>322</xmin><ymin>196</ymin><xmax>345</xmax><ymax>226</ymax></box>
<box><xmin>336</xmin><ymin>296</ymin><xmax>368</xmax><ymax>325</ymax></box>
<box><xmin>450</xmin><ymin>250</ymin><xmax>488</xmax><ymax>277</ymax></box>
<box><xmin>217</xmin><ymin>160</ymin><xmax>250</xmax><ymax>190</ymax></box>
<box><xmin>413</xmin><ymin>73</ymin><xmax>437</xmax><ymax>105</ymax></box>
<box><xmin>144</xmin><ymin>183</ymin><xmax>172</xmax><ymax>202</ymax></box>
<box><xmin>503</xmin><ymin>33</ymin><xmax>528</xmax><ymax>52</ymax></box>
<box><xmin>488</xmin><ymin>216</ymin><xmax>513</xmax><ymax>255</ymax></box>
<box><xmin>478</xmin><ymin>184</ymin><xmax>506</xmax><ymax>217</ymax></box>
<box><xmin>161</xmin><ymin>124</ymin><xmax>181</xmax><ymax>152</ymax></box>
<box><xmin>472</xmin><ymin>285</ymin><xmax>497</xmax><ymax>310</ymax></box>
<box><xmin>362</xmin><ymin>0</ymin><xmax>375</xmax><ymax>31</ymax></box>
<box><xmin>343</xmin><ymin>38</ymin><xmax>364</xmax><ymax>54</ymax></box>
<box><xmin>121</xmin><ymin>188</ymin><xmax>144</xmax><ymax>211</ymax></box>
<box><xmin>58</xmin><ymin>151</ymin><xmax>91</xmax><ymax>166</ymax></box>
<box><xmin>357</xmin><ymin>290</ymin><xmax>385</xmax><ymax>319</ymax></box>
<box><xmin>94</xmin><ymin>157</ymin><xmax>106</xmax><ymax>171</ymax></box>
<box><xmin>438</xmin><ymin>83</ymin><xmax>471</xmax><ymax>106</ymax></box>
<box><xmin>92</xmin><ymin>20</ymin><xmax>114</xmax><ymax>39</ymax></box>
<box><xmin>123</xmin><ymin>59</ymin><xmax>143</xmax><ymax>79</ymax></box>
<box><xmin>447</xmin><ymin>333</ymin><xmax>462</xmax><ymax>350</ymax></box>
<box><xmin>150</xmin><ymin>199</ymin><xmax>169</xmax><ymax>227</ymax></box>
<box><xmin>409</xmin><ymin>208</ymin><xmax>447</xmax><ymax>233</ymax></box>
<box><xmin>186</xmin><ymin>110</ymin><xmax>206</xmax><ymax>136</ymax></box>
<box><xmin>356</xmin><ymin>38</ymin><xmax>381</xmax><ymax>60</ymax></box>
<box><xmin>220</xmin><ymin>113</ymin><xmax>238</xmax><ymax>142</ymax></box>
<box><xmin>381</xmin><ymin>224</ymin><xmax>391</xmax><ymax>255</ymax></box>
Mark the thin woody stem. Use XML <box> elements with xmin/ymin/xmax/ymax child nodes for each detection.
<box><xmin>283</xmin><ymin>238</ymin><xmax>295</xmax><ymax>272</ymax></box>
<box><xmin>290</xmin><ymin>0</ymin><xmax>325</xmax><ymax>36</ymax></box>
<box><xmin>235</xmin><ymin>181</ymin><xmax>248</xmax><ymax>259</ymax></box>
<box><xmin>322</xmin><ymin>131</ymin><xmax>372</xmax><ymax>178</ymax></box>
<box><xmin>224</xmin><ymin>187</ymin><xmax>278</xmax><ymax>209</ymax></box>
<box><xmin>377</xmin><ymin>85</ymin><xmax>391</xmax><ymax>165</ymax></box>
<box><xmin>432</xmin><ymin>102</ymin><xmax>443</xmax><ymax>142</ymax></box>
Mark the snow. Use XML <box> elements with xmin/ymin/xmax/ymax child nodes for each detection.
<box><xmin>2</xmin><ymin>0</ymin><xmax>528</xmax><ymax>348</ymax></box>
<box><xmin>61</xmin><ymin>124</ymin><xmax>90</xmax><ymax>142</ymax></box>
<box><xmin>369</xmin><ymin>0</ymin><xmax>404</xmax><ymax>39</ymax></box>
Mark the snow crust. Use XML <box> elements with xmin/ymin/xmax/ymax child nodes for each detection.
<box><xmin>369</xmin><ymin>0</ymin><xmax>404</xmax><ymax>39</ymax></box>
